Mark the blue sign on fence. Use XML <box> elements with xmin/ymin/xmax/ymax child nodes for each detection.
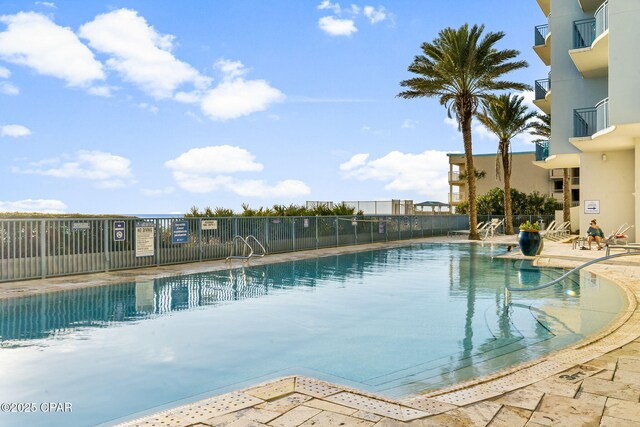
<box><xmin>113</xmin><ymin>221</ymin><xmax>126</xmax><ymax>241</ymax></box>
<box><xmin>172</xmin><ymin>220</ymin><xmax>189</xmax><ymax>244</ymax></box>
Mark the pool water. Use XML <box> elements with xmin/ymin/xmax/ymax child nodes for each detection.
<box><xmin>0</xmin><ymin>243</ymin><xmax>627</xmax><ymax>426</ymax></box>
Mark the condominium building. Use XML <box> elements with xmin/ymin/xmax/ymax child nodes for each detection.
<box><xmin>447</xmin><ymin>152</ymin><xmax>576</xmax><ymax>208</ymax></box>
<box><xmin>532</xmin><ymin>0</ymin><xmax>639</xmax><ymax>240</ymax></box>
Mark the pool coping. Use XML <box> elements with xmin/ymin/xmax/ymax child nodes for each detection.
<box><xmin>2</xmin><ymin>237</ymin><xmax>639</xmax><ymax>426</ymax></box>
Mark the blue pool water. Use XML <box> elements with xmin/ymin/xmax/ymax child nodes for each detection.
<box><xmin>0</xmin><ymin>243</ymin><xmax>627</xmax><ymax>426</ymax></box>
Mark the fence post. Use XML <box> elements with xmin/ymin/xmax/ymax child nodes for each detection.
<box><xmin>155</xmin><ymin>219</ymin><xmax>161</xmax><ymax>266</ymax></box>
<box><xmin>104</xmin><ymin>219</ymin><xmax>110</xmax><ymax>272</ymax></box>
<box><xmin>398</xmin><ymin>217</ymin><xmax>401</xmax><ymax>241</ymax></box>
<box><xmin>40</xmin><ymin>219</ymin><xmax>47</xmax><ymax>279</ymax></box>
<box><xmin>315</xmin><ymin>216</ymin><xmax>319</xmax><ymax>250</ymax></box>
<box><xmin>292</xmin><ymin>218</ymin><xmax>296</xmax><ymax>252</ymax></box>
<box><xmin>335</xmin><ymin>217</ymin><xmax>339</xmax><ymax>247</ymax></box>
<box><xmin>198</xmin><ymin>218</ymin><xmax>203</xmax><ymax>262</ymax></box>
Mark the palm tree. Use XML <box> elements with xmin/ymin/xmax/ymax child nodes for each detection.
<box><xmin>476</xmin><ymin>94</ymin><xmax>537</xmax><ymax>234</ymax></box>
<box><xmin>398</xmin><ymin>24</ymin><xmax>529</xmax><ymax>240</ymax></box>
<box><xmin>530</xmin><ymin>114</ymin><xmax>570</xmax><ymax>222</ymax></box>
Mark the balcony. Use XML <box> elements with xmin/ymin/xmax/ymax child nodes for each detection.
<box><xmin>578</xmin><ymin>0</ymin><xmax>606</xmax><ymax>12</ymax></box>
<box><xmin>449</xmin><ymin>193</ymin><xmax>464</xmax><ymax>205</ymax></box>
<box><xmin>573</xmin><ymin>98</ymin><xmax>608</xmax><ymax>138</ymax></box>
<box><xmin>448</xmin><ymin>171</ymin><xmax>462</xmax><ymax>183</ymax></box>
<box><xmin>569</xmin><ymin>2</ymin><xmax>609</xmax><ymax>78</ymax></box>
<box><xmin>533</xmin><ymin>78</ymin><xmax>551</xmax><ymax>114</ymax></box>
<box><xmin>570</xmin><ymin>98</ymin><xmax>640</xmax><ymax>152</ymax></box>
<box><xmin>536</xmin><ymin>0</ymin><xmax>550</xmax><ymax>16</ymax></box>
<box><xmin>535</xmin><ymin>141</ymin><xmax>549</xmax><ymax>161</ymax></box>
<box><xmin>533</xmin><ymin>24</ymin><xmax>551</xmax><ymax>65</ymax></box>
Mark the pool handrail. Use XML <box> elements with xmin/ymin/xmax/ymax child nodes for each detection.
<box><xmin>226</xmin><ymin>235</ymin><xmax>254</xmax><ymax>260</ymax></box>
<box><xmin>245</xmin><ymin>235</ymin><xmax>267</xmax><ymax>257</ymax></box>
<box><xmin>506</xmin><ymin>250</ymin><xmax>640</xmax><ymax>293</ymax></box>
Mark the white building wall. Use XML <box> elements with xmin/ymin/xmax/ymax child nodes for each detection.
<box><xmin>579</xmin><ymin>150</ymin><xmax>635</xmax><ymax>240</ymax></box>
<box><xmin>608</xmin><ymin>0</ymin><xmax>640</xmax><ymax>125</ymax></box>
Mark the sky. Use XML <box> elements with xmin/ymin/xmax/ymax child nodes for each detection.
<box><xmin>0</xmin><ymin>0</ymin><xmax>548</xmax><ymax>214</ymax></box>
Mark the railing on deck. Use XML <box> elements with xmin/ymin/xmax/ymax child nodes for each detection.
<box><xmin>534</xmin><ymin>24</ymin><xmax>549</xmax><ymax>46</ymax></box>
<box><xmin>0</xmin><ymin>215</ymin><xmax>471</xmax><ymax>282</ymax></box>
<box><xmin>534</xmin><ymin>79</ymin><xmax>550</xmax><ymax>100</ymax></box>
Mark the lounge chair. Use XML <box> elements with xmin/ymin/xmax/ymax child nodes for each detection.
<box><xmin>482</xmin><ymin>218</ymin><xmax>504</xmax><ymax>239</ymax></box>
<box><xmin>545</xmin><ymin>221</ymin><xmax>571</xmax><ymax>241</ymax></box>
<box><xmin>539</xmin><ymin>220</ymin><xmax>557</xmax><ymax>237</ymax></box>
<box><xmin>602</xmin><ymin>224</ymin><xmax>634</xmax><ymax>246</ymax></box>
<box><xmin>448</xmin><ymin>221</ymin><xmax>489</xmax><ymax>238</ymax></box>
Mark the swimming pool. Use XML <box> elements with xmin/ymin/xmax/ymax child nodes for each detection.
<box><xmin>0</xmin><ymin>243</ymin><xmax>627</xmax><ymax>426</ymax></box>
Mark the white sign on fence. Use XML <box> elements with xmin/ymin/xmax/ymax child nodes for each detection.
<box><xmin>135</xmin><ymin>222</ymin><xmax>155</xmax><ymax>257</ymax></box>
<box><xmin>201</xmin><ymin>219</ymin><xmax>218</xmax><ymax>230</ymax></box>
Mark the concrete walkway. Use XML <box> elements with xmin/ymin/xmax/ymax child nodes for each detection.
<box><xmin>3</xmin><ymin>236</ymin><xmax>640</xmax><ymax>426</ymax></box>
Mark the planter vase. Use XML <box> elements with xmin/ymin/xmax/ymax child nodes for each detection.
<box><xmin>518</xmin><ymin>231</ymin><xmax>541</xmax><ymax>256</ymax></box>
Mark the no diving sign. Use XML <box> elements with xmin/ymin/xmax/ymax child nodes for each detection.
<box><xmin>114</xmin><ymin>221</ymin><xmax>126</xmax><ymax>241</ymax></box>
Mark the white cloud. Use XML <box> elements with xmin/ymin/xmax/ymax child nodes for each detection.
<box><xmin>1</xmin><ymin>124</ymin><xmax>31</xmax><ymax>137</ymax></box>
<box><xmin>318</xmin><ymin>16</ymin><xmax>357</xmax><ymax>36</ymax></box>
<box><xmin>401</xmin><ymin>119</ymin><xmax>417</xmax><ymax>129</ymax></box>
<box><xmin>0</xmin><ymin>65</ymin><xmax>9</xmax><ymax>78</ymax></box>
<box><xmin>0</xmin><ymin>82</ymin><xmax>18</xmax><ymax>95</ymax></box>
<box><xmin>0</xmin><ymin>199</ymin><xmax>66</xmax><ymax>213</ymax></box>
<box><xmin>35</xmin><ymin>2</ymin><xmax>57</xmax><ymax>8</ymax></box>
<box><xmin>0</xmin><ymin>12</ymin><xmax>105</xmax><ymax>87</ymax></box>
<box><xmin>165</xmin><ymin>145</ymin><xmax>310</xmax><ymax>197</ymax></box>
<box><xmin>317</xmin><ymin>0</ymin><xmax>342</xmax><ymax>14</ymax></box>
<box><xmin>87</xmin><ymin>85</ymin><xmax>112</xmax><ymax>97</ymax></box>
<box><xmin>137</xmin><ymin>102</ymin><xmax>158</xmax><ymax>114</ymax></box>
<box><xmin>341</xmin><ymin>150</ymin><xmax>450</xmax><ymax>201</ymax></box>
<box><xmin>165</xmin><ymin>145</ymin><xmax>263</xmax><ymax>175</ymax></box>
<box><xmin>199</xmin><ymin>60</ymin><xmax>284</xmax><ymax>120</ymax></box>
<box><xmin>340</xmin><ymin>153</ymin><xmax>369</xmax><ymax>171</ymax></box>
<box><xmin>14</xmin><ymin>150</ymin><xmax>134</xmax><ymax>188</ymax></box>
<box><xmin>215</xmin><ymin>58</ymin><xmax>247</xmax><ymax>80</ymax></box>
<box><xmin>363</xmin><ymin>6</ymin><xmax>387</xmax><ymax>24</ymax></box>
<box><xmin>79</xmin><ymin>8</ymin><xmax>210</xmax><ymax>99</ymax></box>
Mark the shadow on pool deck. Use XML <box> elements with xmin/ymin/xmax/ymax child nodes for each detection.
<box><xmin>3</xmin><ymin>236</ymin><xmax>640</xmax><ymax>426</ymax></box>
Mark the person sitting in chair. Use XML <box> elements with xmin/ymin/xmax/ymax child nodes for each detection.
<box><xmin>587</xmin><ymin>219</ymin><xmax>604</xmax><ymax>250</ymax></box>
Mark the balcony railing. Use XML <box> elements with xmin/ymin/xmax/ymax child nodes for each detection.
<box><xmin>534</xmin><ymin>79</ymin><xmax>551</xmax><ymax>100</ymax></box>
<box><xmin>573</xmin><ymin>1</ymin><xmax>608</xmax><ymax>49</ymax></box>
<box><xmin>574</xmin><ymin>19</ymin><xmax>596</xmax><ymax>49</ymax></box>
<box><xmin>573</xmin><ymin>97</ymin><xmax>609</xmax><ymax>137</ymax></box>
<box><xmin>449</xmin><ymin>171</ymin><xmax>461</xmax><ymax>182</ymax></box>
<box><xmin>535</xmin><ymin>141</ymin><xmax>549</xmax><ymax>161</ymax></box>
<box><xmin>595</xmin><ymin>1</ymin><xmax>609</xmax><ymax>35</ymax></box>
<box><xmin>535</xmin><ymin>24</ymin><xmax>549</xmax><ymax>46</ymax></box>
<box><xmin>450</xmin><ymin>193</ymin><xmax>463</xmax><ymax>204</ymax></box>
<box><xmin>596</xmin><ymin>97</ymin><xmax>609</xmax><ymax>132</ymax></box>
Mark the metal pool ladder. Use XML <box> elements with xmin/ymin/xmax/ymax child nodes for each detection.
<box><xmin>225</xmin><ymin>235</ymin><xmax>267</xmax><ymax>261</ymax></box>
<box><xmin>504</xmin><ymin>247</ymin><xmax>640</xmax><ymax>299</ymax></box>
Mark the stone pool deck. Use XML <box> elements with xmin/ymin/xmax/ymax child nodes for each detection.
<box><xmin>2</xmin><ymin>236</ymin><xmax>640</xmax><ymax>426</ymax></box>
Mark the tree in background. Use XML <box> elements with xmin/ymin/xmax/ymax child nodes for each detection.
<box><xmin>476</xmin><ymin>94</ymin><xmax>537</xmax><ymax>234</ymax></box>
<box><xmin>398</xmin><ymin>24</ymin><xmax>528</xmax><ymax>240</ymax></box>
<box><xmin>457</xmin><ymin>187</ymin><xmax>557</xmax><ymax>216</ymax></box>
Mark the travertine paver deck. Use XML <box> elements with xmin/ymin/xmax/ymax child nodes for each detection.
<box><xmin>2</xmin><ymin>236</ymin><xmax>640</xmax><ymax>426</ymax></box>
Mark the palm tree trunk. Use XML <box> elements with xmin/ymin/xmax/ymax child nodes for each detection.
<box><xmin>563</xmin><ymin>168</ymin><xmax>571</xmax><ymax>222</ymax></box>
<box><xmin>502</xmin><ymin>143</ymin><xmax>514</xmax><ymax>234</ymax></box>
<box><xmin>462</xmin><ymin>112</ymin><xmax>480</xmax><ymax>240</ymax></box>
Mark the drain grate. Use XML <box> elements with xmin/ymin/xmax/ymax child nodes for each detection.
<box><xmin>325</xmin><ymin>392</ymin><xmax>428</xmax><ymax>421</ymax></box>
<box><xmin>116</xmin><ymin>411</ymin><xmax>191</xmax><ymax>427</ymax></box>
<box><xmin>295</xmin><ymin>377</ymin><xmax>342</xmax><ymax>398</ymax></box>
<box><xmin>401</xmin><ymin>397</ymin><xmax>456</xmax><ymax>415</ymax></box>
<box><xmin>169</xmin><ymin>391</ymin><xmax>262</xmax><ymax>423</ymax></box>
